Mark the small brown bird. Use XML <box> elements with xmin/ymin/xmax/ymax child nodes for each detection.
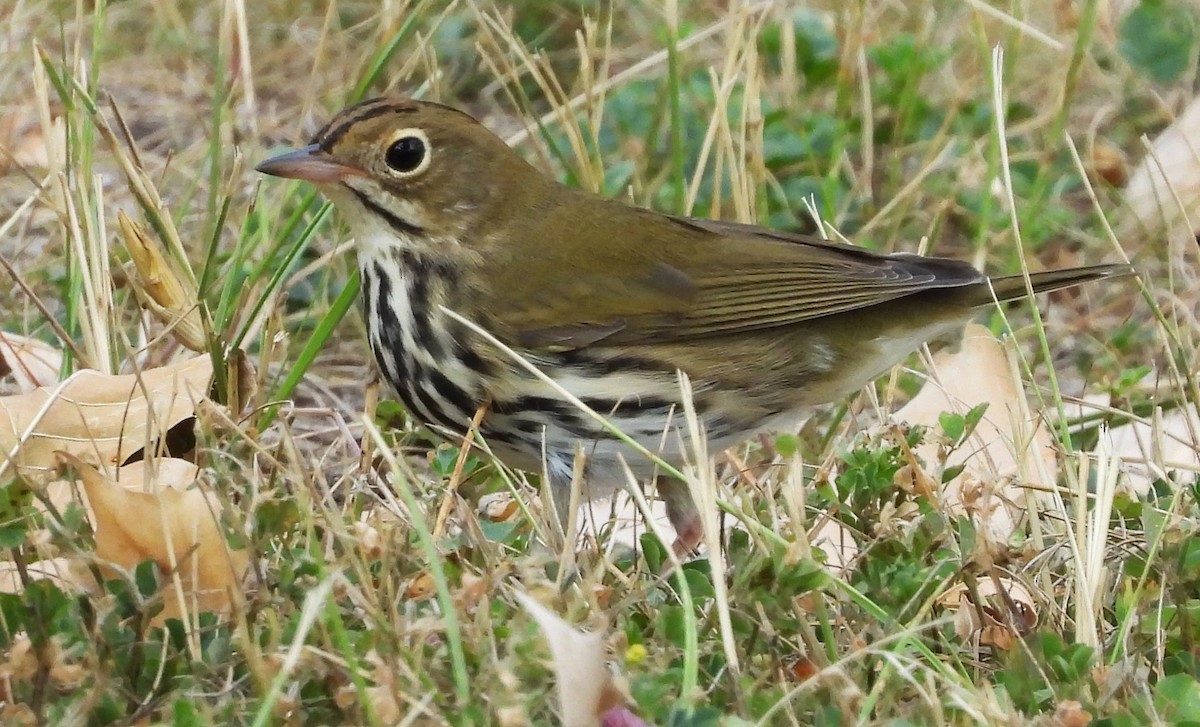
<box><xmin>257</xmin><ymin>97</ymin><xmax>1129</xmax><ymax>551</ymax></box>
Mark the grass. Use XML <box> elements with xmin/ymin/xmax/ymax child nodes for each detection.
<box><xmin>1</xmin><ymin>0</ymin><xmax>1198</xmax><ymax>724</ymax></box>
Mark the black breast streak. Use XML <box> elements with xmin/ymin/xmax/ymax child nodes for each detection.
<box><xmin>511</xmin><ymin>417</ymin><xmax>545</xmax><ymax>434</ymax></box>
<box><xmin>409</xmin><ymin>364</ymin><xmax>459</xmax><ymax>431</ymax></box>
<box><xmin>372</xmin><ymin>262</ymin><xmax>405</xmax><ymax>353</ymax></box>
<box><xmin>426</xmin><ymin>368</ymin><xmax>477</xmax><ymax>421</ymax></box>
<box><xmin>578</xmin><ymin>395</ymin><xmax>673</xmax><ymax>417</ymax></box>
<box><xmin>372</xmin><ymin>248</ymin><xmax>487</xmax><ymax>435</ymax></box>
<box><xmin>455</xmin><ymin>336</ymin><xmax>492</xmax><ymax>376</ymax></box>
<box><xmin>705</xmin><ymin>413</ymin><xmax>732</xmax><ymax>439</ymax></box>
<box><xmin>479</xmin><ymin>426</ymin><xmax>518</xmax><ymax>445</ymax></box>
<box><xmin>364</xmin><ymin>260</ymin><xmax>434</xmax><ymax>424</ymax></box>
<box><xmin>558</xmin><ymin>350</ymin><xmax>670</xmax><ymax>377</ymax></box>
<box><xmin>493</xmin><ymin>395</ymin><xmax>570</xmax><ymax>418</ymax></box>
<box><xmin>492</xmin><ymin>394</ymin><xmax>604</xmax><ymax>441</ymax></box>
<box><xmin>404</xmin><ymin>262</ymin><xmax>443</xmax><ymax>361</ymax></box>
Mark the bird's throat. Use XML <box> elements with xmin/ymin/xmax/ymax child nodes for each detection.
<box><xmin>358</xmin><ymin>249</ymin><xmax>486</xmax><ymax>435</ymax></box>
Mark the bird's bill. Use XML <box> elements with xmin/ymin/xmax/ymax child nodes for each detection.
<box><xmin>255</xmin><ymin>144</ymin><xmax>365</xmax><ymax>183</ymax></box>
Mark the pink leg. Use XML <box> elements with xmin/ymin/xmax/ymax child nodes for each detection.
<box><xmin>657</xmin><ymin>477</ymin><xmax>702</xmax><ymax>557</ymax></box>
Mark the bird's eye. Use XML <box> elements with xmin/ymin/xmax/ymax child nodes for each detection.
<box><xmin>385</xmin><ymin>134</ymin><xmax>427</xmax><ymax>174</ymax></box>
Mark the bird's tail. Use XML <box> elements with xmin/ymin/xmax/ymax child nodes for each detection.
<box><xmin>976</xmin><ymin>264</ymin><xmax>1135</xmax><ymax>306</ymax></box>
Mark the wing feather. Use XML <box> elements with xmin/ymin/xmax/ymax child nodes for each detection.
<box><xmin>486</xmin><ymin>196</ymin><xmax>984</xmax><ymax>349</ymax></box>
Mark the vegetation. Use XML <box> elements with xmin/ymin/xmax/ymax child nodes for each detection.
<box><xmin>0</xmin><ymin>0</ymin><xmax>1196</xmax><ymax>724</ymax></box>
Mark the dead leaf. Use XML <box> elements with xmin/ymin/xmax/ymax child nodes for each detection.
<box><xmin>0</xmin><ymin>356</ymin><xmax>212</xmax><ymax>482</ymax></box>
<box><xmin>60</xmin><ymin>452</ymin><xmax>248</xmax><ymax>622</ymax></box>
<box><xmin>1088</xmin><ymin>138</ymin><xmax>1128</xmax><ymax>187</ymax></box>
<box><xmin>0</xmin><ymin>557</ymin><xmax>92</xmax><ymax>595</ymax></box>
<box><xmin>0</xmin><ymin>634</ymin><xmax>37</xmax><ymax>681</ymax></box>
<box><xmin>362</xmin><ymin>649</ymin><xmax>402</xmax><ymax>723</ymax></box>
<box><xmin>0</xmin><ymin>108</ymin><xmax>65</xmax><ymax>176</ymax></box>
<box><xmin>892</xmin><ymin>324</ymin><xmax>1056</xmax><ymax>544</ymax></box>
<box><xmin>1124</xmin><ymin>95</ymin><xmax>1200</xmax><ymax>232</ymax></box>
<box><xmin>478</xmin><ymin>491</ymin><xmax>519</xmax><ymax>521</ymax></box>
<box><xmin>600</xmin><ymin>708</ymin><xmax>649</xmax><ymax>727</ymax></box>
<box><xmin>497</xmin><ymin>705</ymin><xmax>530</xmax><ymax>726</ymax></box>
<box><xmin>404</xmin><ymin>572</ymin><xmax>436</xmax><ymax>601</ymax></box>
<box><xmin>457</xmin><ymin>571</ymin><xmax>488</xmax><ymax>611</ymax></box>
<box><xmin>352</xmin><ymin>521</ymin><xmax>383</xmax><ymax>559</ymax></box>
<box><xmin>785</xmin><ymin>657</ymin><xmax>820</xmax><ymax>682</ymax></box>
<box><xmin>938</xmin><ymin>576</ymin><xmax>1038</xmax><ymax>650</ymax></box>
<box><xmin>808</xmin><ymin>516</ymin><xmax>859</xmax><ymax>577</ymax></box>
<box><xmin>1055</xmin><ymin>699</ymin><xmax>1093</xmax><ymax>727</ymax></box>
<box><xmin>1104</xmin><ymin>407</ymin><xmax>1200</xmax><ymax>495</ymax></box>
<box><xmin>514</xmin><ymin>591</ymin><xmax>631</xmax><ymax>727</ymax></box>
<box><xmin>0</xmin><ymin>333</ymin><xmax>62</xmax><ymax>393</ymax></box>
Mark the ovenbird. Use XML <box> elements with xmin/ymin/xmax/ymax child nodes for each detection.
<box><xmin>257</xmin><ymin>97</ymin><xmax>1130</xmax><ymax>550</ymax></box>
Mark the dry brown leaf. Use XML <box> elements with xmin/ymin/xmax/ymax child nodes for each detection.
<box><xmin>457</xmin><ymin>571</ymin><xmax>488</xmax><ymax>611</ymax></box>
<box><xmin>514</xmin><ymin>591</ymin><xmax>631</xmax><ymax>727</ymax></box>
<box><xmin>785</xmin><ymin>657</ymin><xmax>820</xmax><ymax>682</ymax></box>
<box><xmin>0</xmin><ymin>557</ymin><xmax>92</xmax><ymax>595</ymax></box>
<box><xmin>352</xmin><ymin>521</ymin><xmax>383</xmax><ymax>559</ymax></box>
<box><xmin>1124</xmin><ymin>95</ymin><xmax>1200</xmax><ymax>232</ymax></box>
<box><xmin>1104</xmin><ymin>407</ymin><xmax>1200</xmax><ymax>495</ymax></box>
<box><xmin>0</xmin><ymin>356</ymin><xmax>212</xmax><ymax>482</ymax></box>
<box><xmin>362</xmin><ymin>650</ymin><xmax>402</xmax><ymax>724</ymax></box>
<box><xmin>938</xmin><ymin>576</ymin><xmax>1038</xmax><ymax>650</ymax></box>
<box><xmin>60</xmin><ymin>452</ymin><xmax>248</xmax><ymax>622</ymax></box>
<box><xmin>0</xmin><ymin>634</ymin><xmax>38</xmax><ymax>681</ymax></box>
<box><xmin>1088</xmin><ymin>138</ymin><xmax>1128</xmax><ymax>188</ymax></box>
<box><xmin>0</xmin><ymin>109</ymin><xmax>65</xmax><ymax>175</ymax></box>
<box><xmin>892</xmin><ymin>324</ymin><xmax>1056</xmax><ymax>543</ymax></box>
<box><xmin>478</xmin><ymin>491</ymin><xmax>519</xmax><ymax>521</ymax></box>
<box><xmin>0</xmin><ymin>332</ymin><xmax>62</xmax><ymax>393</ymax></box>
<box><xmin>808</xmin><ymin>516</ymin><xmax>859</xmax><ymax>577</ymax></box>
<box><xmin>404</xmin><ymin>572</ymin><xmax>436</xmax><ymax>601</ymax></box>
<box><xmin>1054</xmin><ymin>700</ymin><xmax>1093</xmax><ymax>727</ymax></box>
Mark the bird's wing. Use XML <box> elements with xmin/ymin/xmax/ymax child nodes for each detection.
<box><xmin>484</xmin><ymin>200</ymin><xmax>984</xmax><ymax>350</ymax></box>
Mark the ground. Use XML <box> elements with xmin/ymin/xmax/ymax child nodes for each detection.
<box><xmin>0</xmin><ymin>1</ymin><xmax>1198</xmax><ymax>725</ymax></box>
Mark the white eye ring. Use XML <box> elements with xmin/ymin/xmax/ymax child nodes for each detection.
<box><xmin>383</xmin><ymin>127</ymin><xmax>431</xmax><ymax>177</ymax></box>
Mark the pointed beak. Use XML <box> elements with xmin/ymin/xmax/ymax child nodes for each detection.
<box><xmin>255</xmin><ymin>144</ymin><xmax>364</xmax><ymax>183</ymax></box>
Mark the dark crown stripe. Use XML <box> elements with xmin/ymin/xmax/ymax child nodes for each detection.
<box><xmin>348</xmin><ymin>188</ymin><xmax>425</xmax><ymax>236</ymax></box>
<box><xmin>313</xmin><ymin>98</ymin><xmax>418</xmax><ymax>150</ymax></box>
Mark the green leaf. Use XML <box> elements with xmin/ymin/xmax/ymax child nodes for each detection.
<box><xmin>478</xmin><ymin>520</ymin><xmax>517</xmax><ymax>543</ymax></box>
<box><xmin>173</xmin><ymin>697</ymin><xmax>201</xmax><ymax>727</ymax></box>
<box><xmin>939</xmin><ymin>412</ymin><xmax>965</xmax><ymax>442</ymax></box>
<box><xmin>430</xmin><ymin>445</ymin><xmax>460</xmax><ymax>477</ymax></box>
<box><xmin>792</xmin><ymin>10</ymin><xmax>839</xmax><ymax>84</ymax></box>
<box><xmin>658</xmin><ymin>605</ymin><xmax>688</xmax><ymax>647</ymax></box>
<box><xmin>941</xmin><ymin>464</ymin><xmax>967</xmax><ymax>484</ymax></box>
<box><xmin>135</xmin><ymin>559</ymin><xmax>160</xmax><ymax>599</ymax></box>
<box><xmin>666</xmin><ymin>705</ymin><xmax>722</xmax><ymax>727</ymax></box>
<box><xmin>774</xmin><ymin>433</ymin><xmax>799</xmax><ymax>459</ymax></box>
<box><xmin>0</xmin><ymin>524</ymin><xmax>26</xmax><ymax>548</ymax></box>
<box><xmin>1156</xmin><ymin>674</ymin><xmax>1200</xmax><ymax>721</ymax></box>
<box><xmin>681</xmin><ymin>563</ymin><xmax>715</xmax><ymax>600</ymax></box>
<box><xmin>640</xmin><ymin>532</ymin><xmax>667</xmax><ymax>574</ymax></box>
<box><xmin>963</xmin><ymin>402</ymin><xmax>989</xmax><ymax>439</ymax></box>
<box><xmin>1119</xmin><ymin>1</ymin><xmax>1197</xmax><ymax>84</ymax></box>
